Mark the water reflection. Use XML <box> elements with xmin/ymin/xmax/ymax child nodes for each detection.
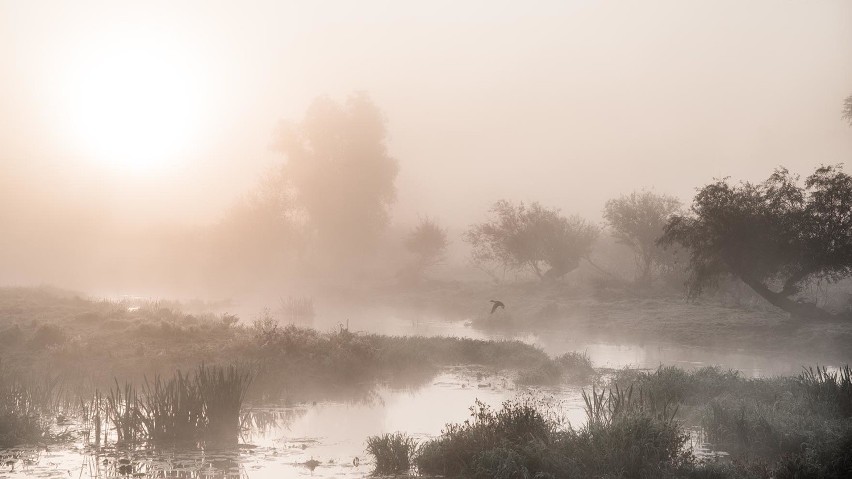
<box><xmin>1</xmin><ymin>370</ymin><xmax>588</xmax><ymax>478</ymax></box>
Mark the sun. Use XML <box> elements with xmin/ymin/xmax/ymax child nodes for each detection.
<box><xmin>64</xmin><ymin>33</ymin><xmax>204</xmax><ymax>173</ymax></box>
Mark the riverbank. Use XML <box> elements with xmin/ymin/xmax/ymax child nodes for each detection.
<box><xmin>371</xmin><ymin>279</ymin><xmax>852</xmax><ymax>365</ymax></box>
<box><xmin>0</xmin><ymin>286</ymin><xmax>595</xmax><ymax>447</ymax></box>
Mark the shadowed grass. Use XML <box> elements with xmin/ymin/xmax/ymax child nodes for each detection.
<box><xmin>87</xmin><ymin>364</ymin><xmax>251</xmax><ymax>445</ymax></box>
<box><xmin>365</xmin><ymin>432</ymin><xmax>418</xmax><ymax>476</ymax></box>
<box><xmin>412</xmin><ymin>390</ymin><xmax>688</xmax><ymax>479</ymax></box>
<box><xmin>0</xmin><ymin>365</ymin><xmax>66</xmax><ymax>447</ymax></box>
<box><xmin>799</xmin><ymin>365</ymin><xmax>852</xmax><ymax>417</ymax></box>
<box><xmin>0</xmin><ymin>287</ymin><xmax>596</xmax><ymax>406</ymax></box>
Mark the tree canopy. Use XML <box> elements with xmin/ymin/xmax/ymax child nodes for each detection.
<box><xmin>405</xmin><ymin>216</ymin><xmax>449</xmax><ymax>269</ymax></box>
<box><xmin>273</xmin><ymin>93</ymin><xmax>398</xmax><ymax>258</ymax></box>
<box><xmin>604</xmin><ymin>191</ymin><xmax>682</xmax><ymax>281</ymax></box>
<box><xmin>660</xmin><ymin>165</ymin><xmax>852</xmax><ymax>319</ymax></box>
<box><xmin>464</xmin><ymin>200</ymin><xmax>598</xmax><ymax>281</ymax></box>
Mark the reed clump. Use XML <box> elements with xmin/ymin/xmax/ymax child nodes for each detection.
<box><xmin>516</xmin><ymin>351</ymin><xmax>596</xmax><ymax>385</ymax></box>
<box><xmin>365</xmin><ymin>432</ymin><xmax>418</xmax><ymax>476</ymax></box>
<box><xmin>86</xmin><ymin>364</ymin><xmax>251</xmax><ymax>445</ymax></box>
<box><xmin>798</xmin><ymin>365</ymin><xmax>852</xmax><ymax>417</ymax></box>
<box><xmin>0</xmin><ymin>367</ymin><xmax>64</xmax><ymax>447</ymax></box>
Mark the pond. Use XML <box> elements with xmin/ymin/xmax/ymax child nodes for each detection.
<box><xmin>1</xmin><ymin>369</ymin><xmax>588</xmax><ymax>478</ymax></box>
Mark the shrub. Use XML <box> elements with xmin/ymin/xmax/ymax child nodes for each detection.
<box><xmin>29</xmin><ymin>324</ymin><xmax>67</xmax><ymax>348</ymax></box>
<box><xmin>365</xmin><ymin>432</ymin><xmax>418</xmax><ymax>475</ymax></box>
<box><xmin>415</xmin><ymin>392</ymin><xmax>689</xmax><ymax>479</ymax></box>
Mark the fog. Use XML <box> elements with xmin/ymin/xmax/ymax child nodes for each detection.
<box><xmin>1</xmin><ymin>0</ymin><xmax>851</xmax><ymax>294</ymax></box>
<box><xmin>4</xmin><ymin>3</ymin><xmax>852</xmax><ymax>477</ymax></box>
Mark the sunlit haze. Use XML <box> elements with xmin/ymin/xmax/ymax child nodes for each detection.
<box><xmin>61</xmin><ymin>27</ymin><xmax>206</xmax><ymax>173</ymax></box>
<box><xmin>2</xmin><ymin>2</ymin><xmax>852</xmax><ymax>477</ymax></box>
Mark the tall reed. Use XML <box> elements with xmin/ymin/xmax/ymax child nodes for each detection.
<box><xmin>90</xmin><ymin>364</ymin><xmax>252</xmax><ymax>445</ymax></box>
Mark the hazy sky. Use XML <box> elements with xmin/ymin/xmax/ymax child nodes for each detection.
<box><xmin>2</xmin><ymin>0</ymin><xmax>851</xmax><ymax>229</ymax></box>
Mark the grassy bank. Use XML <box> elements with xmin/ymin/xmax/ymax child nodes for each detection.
<box><xmin>0</xmin><ymin>287</ymin><xmax>593</xmax><ymax>447</ymax></box>
<box><xmin>375</xmin><ymin>279</ymin><xmax>852</xmax><ymax>364</ymax></box>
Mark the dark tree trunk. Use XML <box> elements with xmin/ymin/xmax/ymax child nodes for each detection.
<box><xmin>543</xmin><ymin>257</ymin><xmax>581</xmax><ymax>282</ymax></box>
<box><xmin>738</xmin><ymin>274</ymin><xmax>838</xmax><ymax>321</ymax></box>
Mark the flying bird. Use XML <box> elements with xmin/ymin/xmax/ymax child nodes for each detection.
<box><xmin>489</xmin><ymin>300</ymin><xmax>505</xmax><ymax>314</ymax></box>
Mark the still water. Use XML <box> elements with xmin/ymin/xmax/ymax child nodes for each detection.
<box><xmin>1</xmin><ymin>369</ymin><xmax>587</xmax><ymax>478</ymax></box>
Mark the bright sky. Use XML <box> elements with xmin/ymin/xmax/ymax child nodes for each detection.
<box><xmin>1</xmin><ymin>0</ymin><xmax>851</xmax><ymax>227</ymax></box>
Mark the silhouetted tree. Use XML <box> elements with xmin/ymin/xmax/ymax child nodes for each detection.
<box><xmin>843</xmin><ymin>93</ymin><xmax>852</xmax><ymax>126</ymax></box>
<box><xmin>660</xmin><ymin>165</ymin><xmax>852</xmax><ymax>320</ymax></box>
<box><xmin>604</xmin><ymin>191</ymin><xmax>682</xmax><ymax>281</ymax></box>
<box><xmin>405</xmin><ymin>217</ymin><xmax>449</xmax><ymax>270</ymax></box>
<box><xmin>464</xmin><ymin>200</ymin><xmax>599</xmax><ymax>281</ymax></box>
<box><xmin>273</xmin><ymin>93</ymin><xmax>398</xmax><ymax>258</ymax></box>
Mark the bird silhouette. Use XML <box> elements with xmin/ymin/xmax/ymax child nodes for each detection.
<box><xmin>489</xmin><ymin>300</ymin><xmax>505</xmax><ymax>314</ymax></box>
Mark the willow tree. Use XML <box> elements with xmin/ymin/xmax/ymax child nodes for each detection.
<box><xmin>660</xmin><ymin>166</ymin><xmax>852</xmax><ymax>320</ymax></box>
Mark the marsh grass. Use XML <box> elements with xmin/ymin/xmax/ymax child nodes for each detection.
<box><xmin>0</xmin><ymin>365</ymin><xmax>66</xmax><ymax>447</ymax></box>
<box><xmin>798</xmin><ymin>365</ymin><xmax>852</xmax><ymax>417</ymax></box>
<box><xmin>1</xmin><ymin>287</ymin><xmax>597</xmax><ymax>405</ymax></box>
<box><xmin>365</xmin><ymin>432</ymin><xmax>418</xmax><ymax>475</ymax></box>
<box><xmin>413</xmin><ymin>389</ymin><xmax>688</xmax><ymax>479</ymax></box>
<box><xmin>411</xmin><ymin>367</ymin><xmax>852</xmax><ymax>478</ymax></box>
<box><xmin>583</xmin><ymin>383</ymin><xmax>679</xmax><ymax>428</ymax></box>
<box><xmin>86</xmin><ymin>364</ymin><xmax>251</xmax><ymax>445</ymax></box>
<box><xmin>516</xmin><ymin>351</ymin><xmax>596</xmax><ymax>385</ymax></box>
<box><xmin>606</xmin><ymin>365</ymin><xmax>852</xmax><ymax>477</ymax></box>
<box><xmin>197</xmin><ymin>365</ymin><xmax>252</xmax><ymax>441</ymax></box>
<box><xmin>106</xmin><ymin>381</ymin><xmax>142</xmax><ymax>443</ymax></box>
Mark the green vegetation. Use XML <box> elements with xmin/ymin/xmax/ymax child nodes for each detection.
<box><xmin>661</xmin><ymin>165</ymin><xmax>852</xmax><ymax>320</ymax></box>
<box><xmin>363</xmin><ymin>366</ymin><xmax>852</xmax><ymax>478</ymax></box>
<box><xmin>365</xmin><ymin>432</ymin><xmax>418</xmax><ymax>476</ymax></box>
<box><xmin>273</xmin><ymin>92</ymin><xmax>399</xmax><ymax>258</ymax></box>
<box><xmin>464</xmin><ymin>200</ymin><xmax>599</xmax><ymax>282</ymax></box>
<box><xmin>516</xmin><ymin>352</ymin><xmax>595</xmax><ymax>385</ymax></box>
<box><xmin>402</xmin><ymin>216</ymin><xmax>449</xmax><ymax>280</ymax></box>
<box><xmin>409</xmin><ymin>393</ymin><xmax>689</xmax><ymax>479</ymax></box>
<box><xmin>82</xmin><ymin>364</ymin><xmax>251</xmax><ymax>445</ymax></box>
<box><xmin>0</xmin><ymin>365</ymin><xmax>65</xmax><ymax>447</ymax></box>
<box><xmin>615</xmin><ymin>365</ymin><xmax>852</xmax><ymax>478</ymax></box>
<box><xmin>603</xmin><ymin>190</ymin><xmax>683</xmax><ymax>283</ymax></box>
<box><xmin>0</xmin><ymin>287</ymin><xmax>587</xmax><ymax>399</ymax></box>
<box><xmin>0</xmin><ymin>286</ymin><xmax>595</xmax><ymax>447</ymax></box>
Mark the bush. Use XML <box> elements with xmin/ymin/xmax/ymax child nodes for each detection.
<box><xmin>29</xmin><ymin>324</ymin><xmax>67</xmax><ymax>348</ymax></box>
<box><xmin>415</xmin><ymin>398</ymin><xmax>556</xmax><ymax>477</ymax></box>
<box><xmin>415</xmin><ymin>393</ymin><xmax>687</xmax><ymax>479</ymax></box>
<box><xmin>365</xmin><ymin>432</ymin><xmax>417</xmax><ymax>475</ymax></box>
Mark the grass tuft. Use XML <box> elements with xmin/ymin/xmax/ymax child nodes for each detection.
<box><xmin>365</xmin><ymin>432</ymin><xmax>418</xmax><ymax>476</ymax></box>
<box><xmin>88</xmin><ymin>364</ymin><xmax>251</xmax><ymax>445</ymax></box>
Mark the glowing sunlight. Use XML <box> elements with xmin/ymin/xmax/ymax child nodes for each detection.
<box><xmin>63</xmin><ymin>33</ymin><xmax>204</xmax><ymax>172</ymax></box>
